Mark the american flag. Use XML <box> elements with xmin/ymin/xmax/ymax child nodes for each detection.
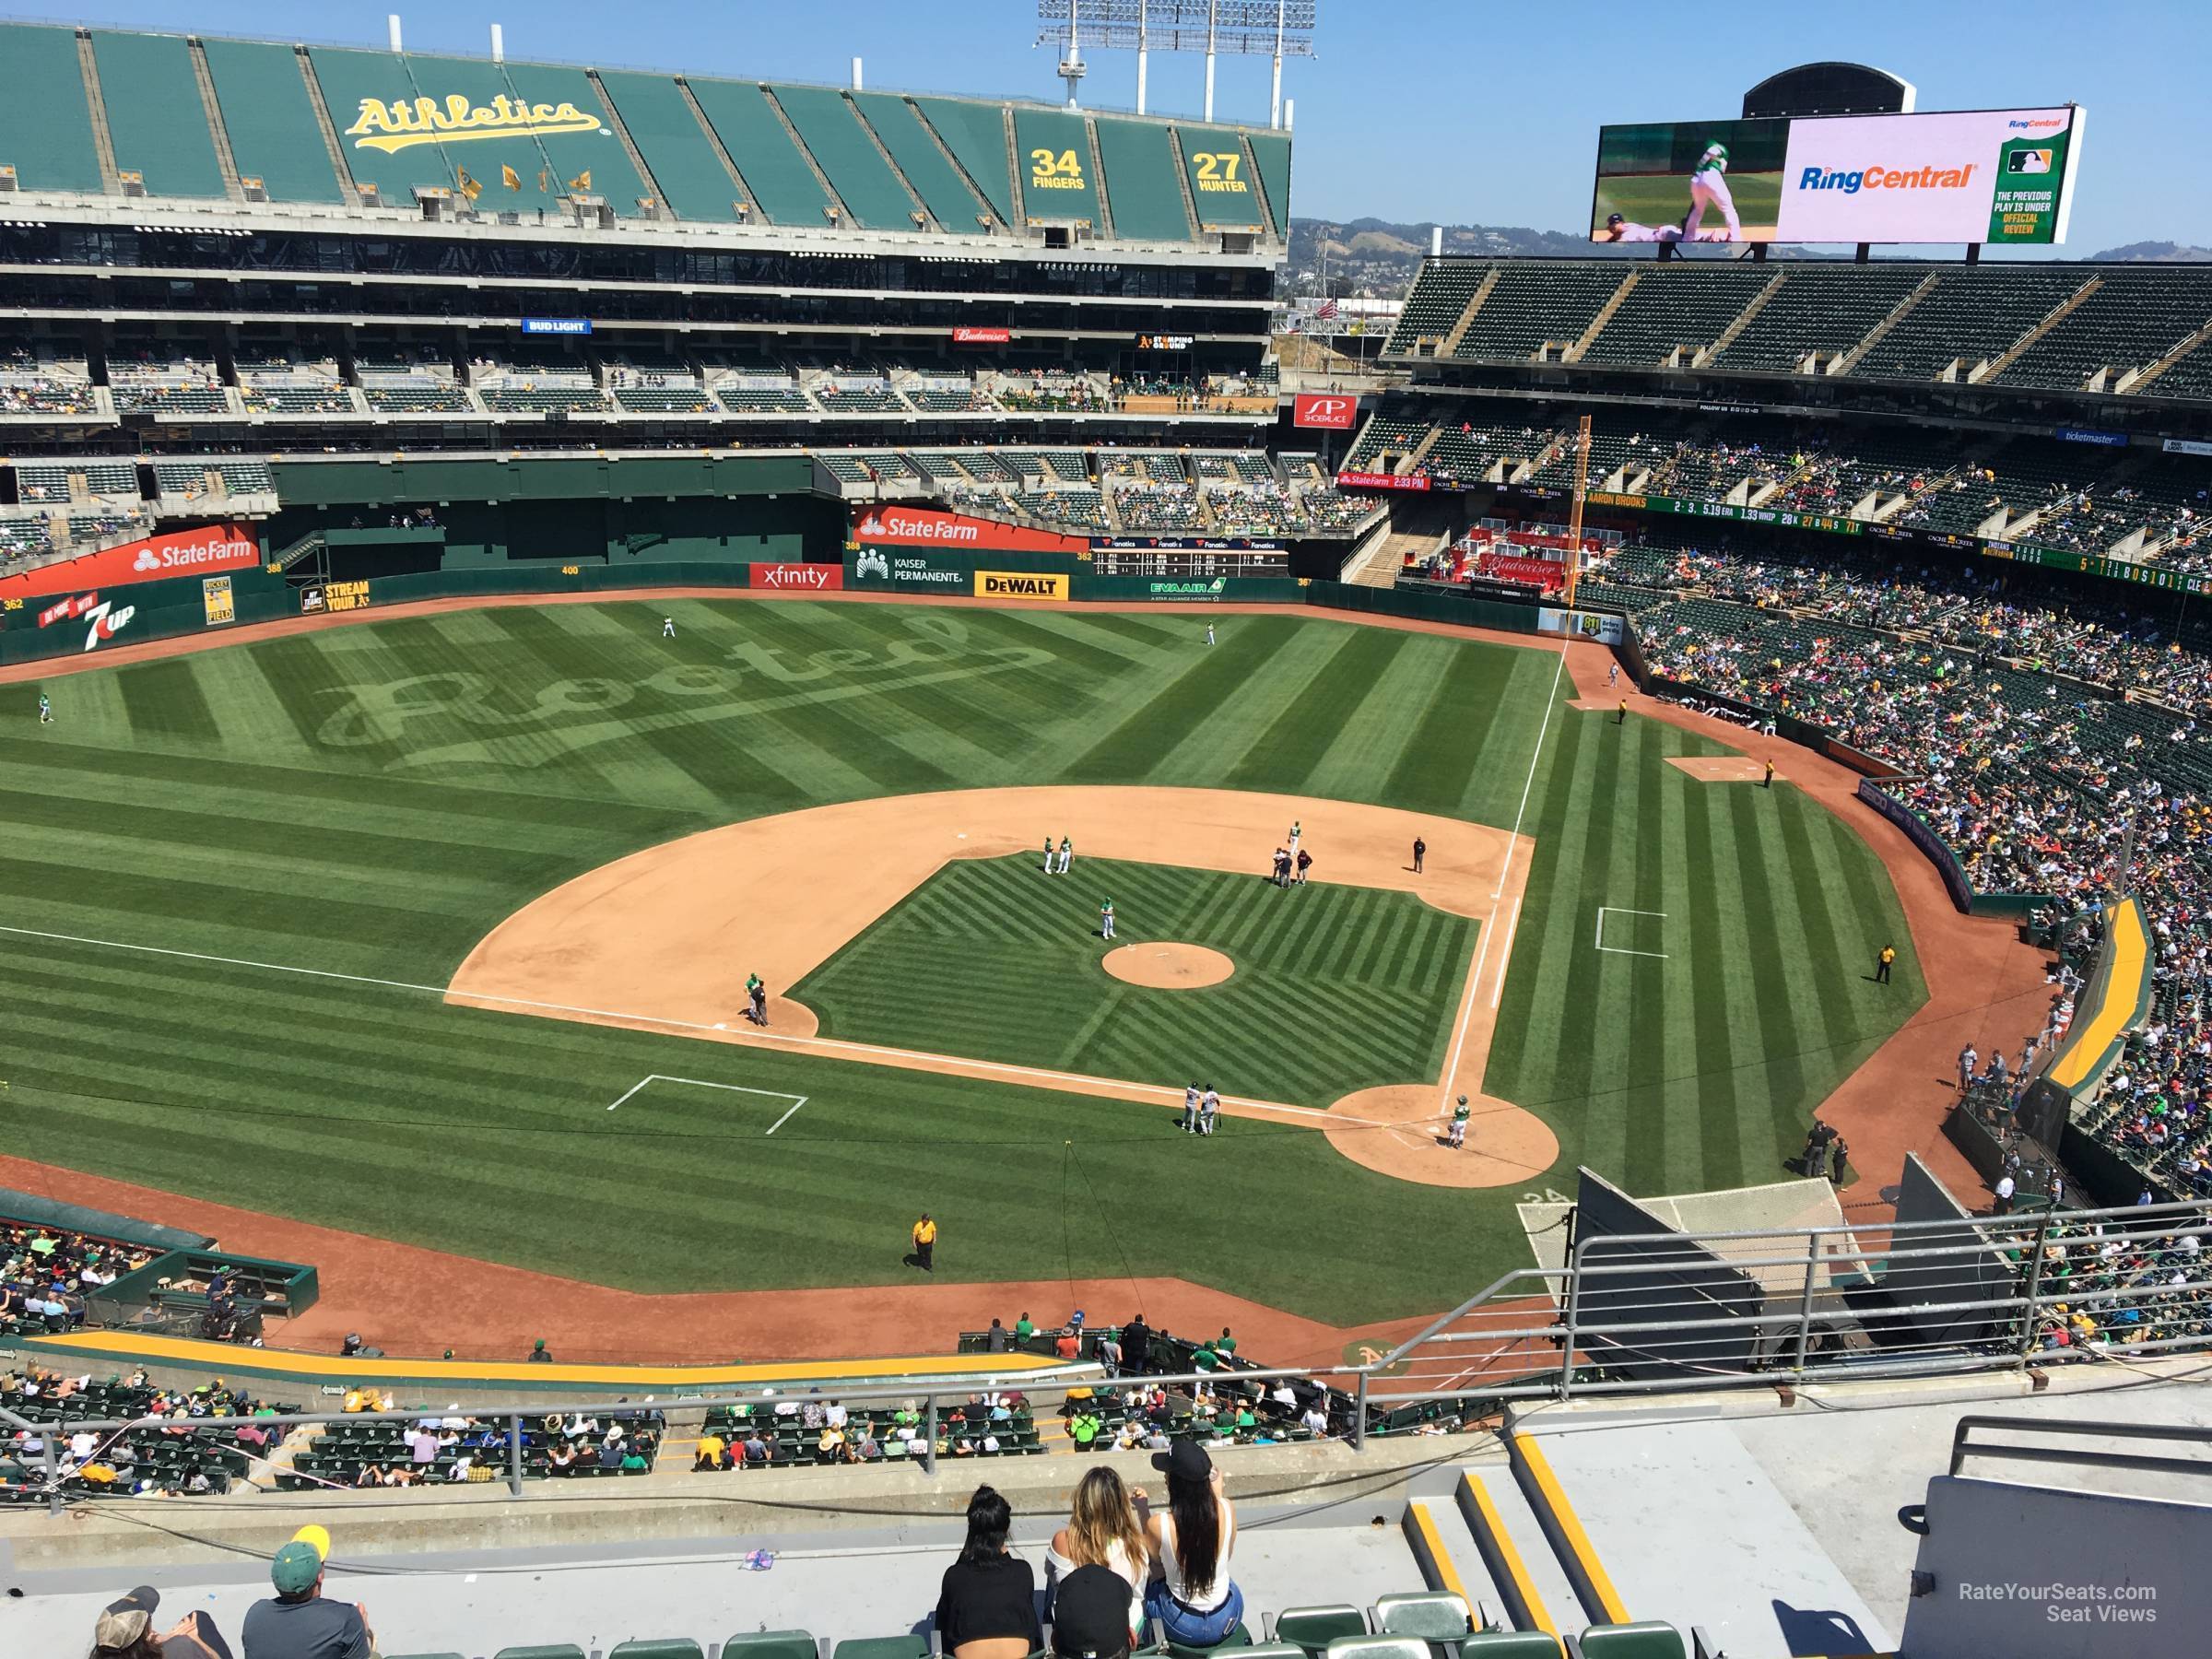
<box><xmin>1316</xmin><ymin>298</ymin><xmax>1339</xmax><ymax>323</ymax></box>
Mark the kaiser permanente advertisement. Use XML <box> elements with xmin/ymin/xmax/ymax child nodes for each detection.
<box><xmin>1591</xmin><ymin>106</ymin><xmax>2083</xmax><ymax>245</ymax></box>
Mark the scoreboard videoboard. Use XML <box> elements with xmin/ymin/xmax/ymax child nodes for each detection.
<box><xmin>1088</xmin><ymin>548</ymin><xmax>1288</xmax><ymax>578</ymax></box>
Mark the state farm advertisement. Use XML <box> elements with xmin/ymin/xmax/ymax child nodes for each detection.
<box><xmin>1778</xmin><ymin>107</ymin><xmax>2081</xmax><ymax>245</ymax></box>
<box><xmin>849</xmin><ymin>505</ymin><xmax>1088</xmax><ymax>556</ymax></box>
<box><xmin>0</xmin><ymin>523</ymin><xmax>261</xmax><ymax>601</ymax></box>
<box><xmin>1335</xmin><ymin>471</ymin><xmax>1430</xmax><ymax>492</ymax></box>
<box><xmin>750</xmin><ymin>561</ymin><xmax>844</xmax><ymax>592</ymax></box>
<box><xmin>1292</xmin><ymin>393</ymin><xmax>1359</xmax><ymax>430</ymax></box>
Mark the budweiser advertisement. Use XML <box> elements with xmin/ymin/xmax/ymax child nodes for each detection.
<box><xmin>1335</xmin><ymin>471</ymin><xmax>1431</xmax><ymax>493</ymax></box>
<box><xmin>750</xmin><ymin>561</ymin><xmax>844</xmax><ymax>592</ymax></box>
<box><xmin>951</xmin><ymin>325</ymin><xmax>1012</xmax><ymax>345</ymax></box>
<box><xmin>850</xmin><ymin>504</ymin><xmax>1088</xmax><ymax>556</ymax></box>
<box><xmin>0</xmin><ymin>523</ymin><xmax>261</xmax><ymax>602</ymax></box>
<box><xmin>1292</xmin><ymin>393</ymin><xmax>1360</xmax><ymax>430</ymax></box>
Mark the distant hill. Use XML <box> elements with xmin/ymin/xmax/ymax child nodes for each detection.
<box><xmin>1287</xmin><ymin>218</ymin><xmax>2207</xmax><ymax>298</ymax></box>
<box><xmin>2092</xmin><ymin>241</ymin><xmax>2212</xmax><ymax>262</ymax></box>
<box><xmin>1287</xmin><ymin>215</ymin><xmax>1774</xmax><ymax>295</ymax></box>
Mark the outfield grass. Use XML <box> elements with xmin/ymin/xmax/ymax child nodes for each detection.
<box><xmin>0</xmin><ymin>600</ymin><xmax>1924</xmax><ymax>1323</ymax></box>
<box><xmin>796</xmin><ymin>853</ymin><xmax>1477</xmax><ymax>1105</ymax></box>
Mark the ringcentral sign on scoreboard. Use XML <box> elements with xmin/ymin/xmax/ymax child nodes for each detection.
<box><xmin>1590</xmin><ymin>105</ymin><xmax>2084</xmax><ymax>244</ymax></box>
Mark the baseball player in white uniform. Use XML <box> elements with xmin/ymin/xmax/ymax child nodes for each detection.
<box><xmin>662</xmin><ymin>616</ymin><xmax>677</xmax><ymax>639</ymax></box>
<box><xmin>1182</xmin><ymin>1082</ymin><xmax>1202</xmax><ymax>1134</ymax></box>
<box><xmin>1198</xmin><ymin>1087</ymin><xmax>1219</xmax><ymax>1136</ymax></box>
<box><xmin>1100</xmin><ymin>899</ymin><xmax>1115</xmax><ymax>940</ymax></box>
<box><xmin>1680</xmin><ymin>143</ymin><xmax>1741</xmax><ymax>241</ymax></box>
<box><xmin>1600</xmin><ymin>213</ymin><xmax>1689</xmax><ymax>244</ymax></box>
<box><xmin>1056</xmin><ymin>837</ymin><xmax>1072</xmax><ymax>876</ymax></box>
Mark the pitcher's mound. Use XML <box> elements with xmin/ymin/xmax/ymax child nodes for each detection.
<box><xmin>1324</xmin><ymin>1085</ymin><xmax>1559</xmax><ymax>1189</ymax></box>
<box><xmin>1103</xmin><ymin>943</ymin><xmax>1235</xmax><ymax>990</ymax></box>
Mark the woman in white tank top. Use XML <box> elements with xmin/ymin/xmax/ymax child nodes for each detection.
<box><xmin>1046</xmin><ymin>1466</ymin><xmax>1148</xmax><ymax>1641</ymax></box>
<box><xmin>1139</xmin><ymin>1440</ymin><xmax>1243</xmax><ymax>1645</ymax></box>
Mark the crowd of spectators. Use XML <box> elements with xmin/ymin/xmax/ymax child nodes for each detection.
<box><xmin>1601</xmin><ymin>533</ymin><xmax>2212</xmax><ymax>1196</ymax></box>
<box><xmin>3</xmin><ymin>1362</ymin><xmax>297</xmax><ymax>1501</ymax></box>
<box><xmin>1</xmin><ymin>1223</ymin><xmax>156</xmax><ymax>1335</ymax></box>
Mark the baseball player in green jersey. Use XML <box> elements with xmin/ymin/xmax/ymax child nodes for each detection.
<box><xmin>1681</xmin><ymin>143</ymin><xmax>1741</xmax><ymax>241</ymax></box>
<box><xmin>1100</xmin><ymin>898</ymin><xmax>1115</xmax><ymax>940</ymax></box>
<box><xmin>1447</xmin><ymin>1094</ymin><xmax>1471</xmax><ymax>1149</ymax></box>
<box><xmin>1043</xmin><ymin>832</ymin><xmax>1055</xmax><ymax>874</ymax></box>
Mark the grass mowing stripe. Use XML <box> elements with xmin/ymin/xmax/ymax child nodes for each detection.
<box><xmin>1065</xmin><ymin>619</ymin><xmax>1292</xmax><ymax>780</ymax></box>
<box><xmin>1222</xmin><ymin>627</ymin><xmax>1408</xmax><ymax>791</ymax></box>
<box><xmin>1726</xmin><ymin>783</ymin><xmax>1809</xmax><ymax>1172</ymax></box>
<box><xmin>1619</xmin><ymin>718</ymin><xmax>1675</xmax><ymax>1187</ymax></box>
<box><xmin>1677</xmin><ymin>776</ymin><xmax>1746</xmax><ymax>1190</ymax></box>
<box><xmin>1382</xmin><ymin>641</ymin><xmax>1517</xmax><ymax>818</ymax></box>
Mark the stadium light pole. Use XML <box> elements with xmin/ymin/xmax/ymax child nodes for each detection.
<box><xmin>1036</xmin><ymin>2</ymin><xmax>1314</xmax><ymax>125</ymax></box>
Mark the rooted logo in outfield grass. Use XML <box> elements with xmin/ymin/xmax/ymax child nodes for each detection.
<box><xmin>314</xmin><ymin>617</ymin><xmax>1053</xmax><ymax>767</ymax></box>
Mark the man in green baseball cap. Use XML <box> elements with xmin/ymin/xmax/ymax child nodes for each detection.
<box><xmin>241</xmin><ymin>1523</ymin><xmax>374</xmax><ymax>1656</ymax></box>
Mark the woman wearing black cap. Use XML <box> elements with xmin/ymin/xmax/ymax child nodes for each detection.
<box><xmin>1137</xmin><ymin>1439</ymin><xmax>1241</xmax><ymax>1646</ymax></box>
<box><xmin>935</xmin><ymin>1485</ymin><xmax>1044</xmax><ymax>1659</ymax></box>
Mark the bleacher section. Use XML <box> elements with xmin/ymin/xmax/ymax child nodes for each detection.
<box><xmin>1708</xmin><ymin>264</ymin><xmax>1927</xmax><ymax>374</ymax></box>
<box><xmin>1577</xmin><ymin>265</ymin><xmax>1773</xmax><ymax>367</ymax></box>
<box><xmin>0</xmin><ymin>23</ymin><xmax>1288</xmax><ymax>245</ymax></box>
<box><xmin>1383</xmin><ymin>256</ymin><xmax>2212</xmax><ymax>406</ymax></box>
<box><xmin>199</xmin><ymin>37</ymin><xmax>347</xmax><ymax>204</ymax></box>
<box><xmin>1453</xmin><ymin>265</ymin><xmax>1626</xmax><ymax>362</ymax></box>
<box><xmin>1994</xmin><ymin>265</ymin><xmax>2212</xmax><ymax>391</ymax></box>
<box><xmin>1385</xmin><ymin>260</ymin><xmax>1488</xmax><ymax>353</ymax></box>
<box><xmin>1852</xmin><ymin>265</ymin><xmax>2090</xmax><ymax>381</ymax></box>
<box><xmin>0</xmin><ymin>24</ymin><xmax>105</xmax><ymax>194</ymax></box>
<box><xmin>853</xmin><ymin>93</ymin><xmax>993</xmax><ymax>231</ymax></box>
<box><xmin>1095</xmin><ymin>118</ymin><xmax>1194</xmax><ymax>242</ymax></box>
<box><xmin>775</xmin><ymin>85</ymin><xmax>922</xmax><ymax>231</ymax></box>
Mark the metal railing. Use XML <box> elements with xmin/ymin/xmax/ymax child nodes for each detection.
<box><xmin>11</xmin><ymin>1196</ymin><xmax>2212</xmax><ymax>1515</ymax></box>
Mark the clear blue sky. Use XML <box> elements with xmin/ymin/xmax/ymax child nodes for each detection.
<box><xmin>68</xmin><ymin>0</ymin><xmax>2206</xmax><ymax>252</ymax></box>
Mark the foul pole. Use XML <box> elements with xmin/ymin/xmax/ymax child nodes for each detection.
<box><xmin>1562</xmin><ymin>414</ymin><xmax>1594</xmax><ymax>607</ymax></box>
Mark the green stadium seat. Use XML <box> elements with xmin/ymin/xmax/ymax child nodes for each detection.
<box><xmin>853</xmin><ymin>93</ymin><xmax>990</xmax><ymax>231</ymax></box>
<box><xmin>1165</xmin><ymin>1622</ymin><xmax>1253</xmax><ymax>1659</ymax></box>
<box><xmin>775</xmin><ymin>85</ymin><xmax>919</xmax><ymax>231</ymax></box>
<box><xmin>607</xmin><ymin>1641</ymin><xmax>705</xmax><ymax>1659</ymax></box>
<box><xmin>916</xmin><ymin>97</ymin><xmax>1018</xmax><ymax>225</ymax></box>
<box><xmin>720</xmin><ymin>1632</ymin><xmax>820</xmax><ymax>1659</ymax></box>
<box><xmin>1458</xmin><ymin>1636</ymin><xmax>1562</xmax><ymax>1657</ymax></box>
<box><xmin>384</xmin><ymin>1653</ymin><xmax>466</xmax><ymax>1659</ymax></box>
<box><xmin>1239</xmin><ymin>1645</ymin><xmax>1310</xmax><ymax>1659</ymax></box>
<box><xmin>688</xmin><ymin>79</ymin><xmax>835</xmax><ymax>225</ymax></box>
<box><xmin>1273</xmin><ymin>1606</ymin><xmax>1367</xmax><ymax>1656</ymax></box>
<box><xmin>1371</xmin><ymin>1594</ymin><xmax>1473</xmax><ymax>1641</ymax></box>
<box><xmin>831</xmin><ymin>1639</ymin><xmax>931</xmax><ymax>1659</ymax></box>
<box><xmin>492</xmin><ymin>1648</ymin><xmax>588</xmax><ymax>1659</ymax></box>
<box><xmin>1094</xmin><ymin>118</ymin><xmax>1192</xmax><ymax>242</ymax></box>
<box><xmin>1569</xmin><ymin>1626</ymin><xmax>1686</xmax><ymax>1659</ymax></box>
<box><xmin>1324</xmin><ymin>1639</ymin><xmax>1431</xmax><ymax>1659</ymax></box>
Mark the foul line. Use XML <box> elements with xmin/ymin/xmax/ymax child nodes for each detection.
<box><xmin>1491</xmin><ymin>898</ymin><xmax>1522</xmax><ymax>1012</ymax></box>
<box><xmin>1439</xmin><ymin>640</ymin><xmax>1568</xmax><ymax>1111</ymax></box>
<box><xmin>0</xmin><ymin>923</ymin><xmax>1362</xmax><ymax>1129</ymax></box>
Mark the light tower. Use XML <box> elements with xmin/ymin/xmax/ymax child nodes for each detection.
<box><xmin>1035</xmin><ymin>1</ymin><xmax>1316</xmax><ymax>126</ymax></box>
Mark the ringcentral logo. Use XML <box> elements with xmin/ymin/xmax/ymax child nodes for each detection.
<box><xmin>1798</xmin><ymin>162</ymin><xmax>1978</xmax><ymax>194</ymax></box>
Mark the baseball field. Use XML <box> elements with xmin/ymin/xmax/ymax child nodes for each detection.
<box><xmin>0</xmin><ymin>595</ymin><xmax>1925</xmax><ymax>1329</ymax></box>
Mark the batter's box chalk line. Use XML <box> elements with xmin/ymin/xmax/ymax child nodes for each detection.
<box><xmin>1594</xmin><ymin>905</ymin><xmax>1669</xmax><ymax>959</ymax></box>
<box><xmin>606</xmin><ymin>1072</ymin><xmax>809</xmax><ymax>1134</ymax></box>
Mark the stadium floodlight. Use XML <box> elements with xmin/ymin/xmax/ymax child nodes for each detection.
<box><xmin>1036</xmin><ymin>0</ymin><xmax>1316</xmax><ymax>125</ymax></box>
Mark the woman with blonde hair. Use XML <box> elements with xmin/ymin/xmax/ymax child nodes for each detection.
<box><xmin>1047</xmin><ymin>1465</ymin><xmax>1148</xmax><ymax>1641</ymax></box>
